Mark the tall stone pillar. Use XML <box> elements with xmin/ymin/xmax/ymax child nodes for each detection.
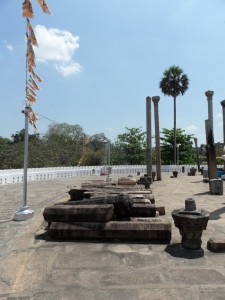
<box><xmin>220</xmin><ymin>100</ymin><xmax>225</xmax><ymax>146</ymax></box>
<box><xmin>220</xmin><ymin>100</ymin><xmax>225</xmax><ymax>169</ymax></box>
<box><xmin>205</xmin><ymin>90</ymin><xmax>214</xmax><ymax>133</ymax></box>
<box><xmin>205</xmin><ymin>91</ymin><xmax>217</xmax><ymax>180</ymax></box>
<box><xmin>146</xmin><ymin>96</ymin><xmax>152</xmax><ymax>177</ymax></box>
<box><xmin>152</xmin><ymin>96</ymin><xmax>161</xmax><ymax>181</ymax></box>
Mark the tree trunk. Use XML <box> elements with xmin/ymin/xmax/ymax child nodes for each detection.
<box><xmin>173</xmin><ymin>96</ymin><xmax>177</xmax><ymax>165</ymax></box>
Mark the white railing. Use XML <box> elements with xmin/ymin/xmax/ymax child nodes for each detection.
<box><xmin>0</xmin><ymin>165</ymin><xmax>222</xmax><ymax>186</ymax></box>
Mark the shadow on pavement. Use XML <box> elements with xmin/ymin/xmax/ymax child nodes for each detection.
<box><xmin>164</xmin><ymin>243</ymin><xmax>204</xmax><ymax>258</ymax></box>
<box><xmin>193</xmin><ymin>191</ymin><xmax>210</xmax><ymax>196</ymax></box>
<box><xmin>191</xmin><ymin>180</ymin><xmax>205</xmax><ymax>183</ymax></box>
<box><xmin>209</xmin><ymin>206</ymin><xmax>225</xmax><ymax>220</ymax></box>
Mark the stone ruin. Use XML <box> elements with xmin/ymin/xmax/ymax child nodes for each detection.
<box><xmin>43</xmin><ymin>177</ymin><xmax>171</xmax><ymax>243</ymax></box>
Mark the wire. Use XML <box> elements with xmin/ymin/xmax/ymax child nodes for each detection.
<box><xmin>36</xmin><ymin>113</ymin><xmax>59</xmax><ymax>124</ymax></box>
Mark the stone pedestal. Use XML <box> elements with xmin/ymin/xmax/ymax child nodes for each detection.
<box><xmin>209</xmin><ymin>179</ymin><xmax>223</xmax><ymax>195</ymax></box>
<box><xmin>171</xmin><ymin>198</ymin><xmax>210</xmax><ymax>250</ymax></box>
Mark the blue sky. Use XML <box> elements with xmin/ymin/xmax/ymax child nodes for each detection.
<box><xmin>1</xmin><ymin>0</ymin><xmax>225</xmax><ymax>145</ymax></box>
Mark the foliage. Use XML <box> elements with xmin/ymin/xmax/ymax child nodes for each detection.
<box><xmin>159</xmin><ymin>65</ymin><xmax>189</xmax><ymax>98</ymax></box>
<box><xmin>160</xmin><ymin>128</ymin><xmax>195</xmax><ymax>164</ymax></box>
<box><xmin>11</xmin><ymin>129</ymin><xmax>40</xmax><ymax>143</ymax></box>
<box><xmin>110</xmin><ymin>127</ymin><xmax>146</xmax><ymax>165</ymax></box>
<box><xmin>79</xmin><ymin>133</ymin><xmax>109</xmax><ymax>166</ymax></box>
<box><xmin>199</xmin><ymin>142</ymin><xmax>225</xmax><ymax>165</ymax></box>
<box><xmin>159</xmin><ymin>65</ymin><xmax>189</xmax><ymax>164</ymax></box>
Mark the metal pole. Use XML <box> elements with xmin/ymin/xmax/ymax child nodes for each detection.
<box><xmin>23</xmin><ymin>110</ymin><xmax>29</xmax><ymax>207</ymax></box>
<box><xmin>13</xmin><ymin>19</ymin><xmax>34</xmax><ymax>221</ymax></box>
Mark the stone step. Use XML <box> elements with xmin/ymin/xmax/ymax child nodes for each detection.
<box><xmin>43</xmin><ymin>204</ymin><xmax>114</xmax><ymax>223</ymax></box>
<box><xmin>48</xmin><ymin>220</ymin><xmax>171</xmax><ymax>242</ymax></box>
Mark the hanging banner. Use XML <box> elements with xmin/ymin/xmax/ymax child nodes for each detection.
<box><xmin>36</xmin><ymin>0</ymin><xmax>51</xmax><ymax>15</ymax></box>
<box><xmin>27</xmin><ymin>18</ymin><xmax>38</xmax><ymax>47</ymax></box>
<box><xmin>29</xmin><ymin>76</ymin><xmax>40</xmax><ymax>90</ymax></box>
<box><xmin>26</xmin><ymin>86</ymin><xmax>37</xmax><ymax>97</ymax></box>
<box><xmin>22</xmin><ymin>0</ymin><xmax>34</xmax><ymax>18</ymax></box>
<box><xmin>25</xmin><ymin>107</ymin><xmax>38</xmax><ymax>129</ymax></box>
<box><xmin>28</xmin><ymin>65</ymin><xmax>43</xmax><ymax>82</ymax></box>
<box><xmin>21</xmin><ymin>0</ymin><xmax>51</xmax><ymax>130</ymax></box>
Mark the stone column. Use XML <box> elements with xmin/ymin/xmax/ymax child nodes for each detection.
<box><xmin>220</xmin><ymin>100</ymin><xmax>225</xmax><ymax>170</ymax></box>
<box><xmin>205</xmin><ymin>91</ymin><xmax>217</xmax><ymax>180</ymax></box>
<box><xmin>205</xmin><ymin>91</ymin><xmax>214</xmax><ymax>133</ymax></box>
<box><xmin>205</xmin><ymin>119</ymin><xmax>217</xmax><ymax>180</ymax></box>
<box><xmin>152</xmin><ymin>96</ymin><xmax>161</xmax><ymax>181</ymax></box>
<box><xmin>146</xmin><ymin>96</ymin><xmax>152</xmax><ymax>177</ymax></box>
<box><xmin>220</xmin><ymin>100</ymin><xmax>225</xmax><ymax>145</ymax></box>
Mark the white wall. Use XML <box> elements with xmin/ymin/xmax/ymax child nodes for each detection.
<box><xmin>0</xmin><ymin>164</ymin><xmax>211</xmax><ymax>186</ymax></box>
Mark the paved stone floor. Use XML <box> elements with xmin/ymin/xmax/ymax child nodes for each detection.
<box><xmin>0</xmin><ymin>172</ymin><xmax>225</xmax><ymax>299</ymax></box>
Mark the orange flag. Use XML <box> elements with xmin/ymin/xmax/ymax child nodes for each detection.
<box><xmin>39</xmin><ymin>0</ymin><xmax>51</xmax><ymax>15</ymax></box>
<box><xmin>22</xmin><ymin>0</ymin><xmax>34</xmax><ymax>18</ymax></box>
<box><xmin>27</xmin><ymin>40</ymin><xmax>35</xmax><ymax>60</ymax></box>
<box><xmin>29</xmin><ymin>76</ymin><xmax>40</xmax><ymax>90</ymax></box>
<box><xmin>26</xmin><ymin>86</ymin><xmax>37</xmax><ymax>97</ymax></box>
<box><xmin>27</xmin><ymin>81</ymin><xmax>36</xmax><ymax>92</ymax></box>
<box><xmin>27</xmin><ymin>18</ymin><xmax>38</xmax><ymax>47</ymax></box>
<box><xmin>27</xmin><ymin>93</ymin><xmax>37</xmax><ymax>104</ymax></box>
<box><xmin>27</xmin><ymin>54</ymin><xmax>36</xmax><ymax>68</ymax></box>
<box><xmin>28</xmin><ymin>65</ymin><xmax>43</xmax><ymax>83</ymax></box>
<box><xmin>25</xmin><ymin>107</ymin><xmax>38</xmax><ymax>129</ymax></box>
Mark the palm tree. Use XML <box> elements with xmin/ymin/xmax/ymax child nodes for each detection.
<box><xmin>159</xmin><ymin>65</ymin><xmax>189</xmax><ymax>165</ymax></box>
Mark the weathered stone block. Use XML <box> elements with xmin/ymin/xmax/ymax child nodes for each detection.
<box><xmin>48</xmin><ymin>220</ymin><xmax>171</xmax><ymax>242</ymax></box>
<box><xmin>130</xmin><ymin>203</ymin><xmax>156</xmax><ymax>217</ymax></box>
<box><xmin>207</xmin><ymin>238</ymin><xmax>225</xmax><ymax>252</ymax></box>
<box><xmin>68</xmin><ymin>189</ymin><xmax>88</xmax><ymax>201</ymax></box>
<box><xmin>43</xmin><ymin>204</ymin><xmax>114</xmax><ymax>223</ymax></box>
<box><xmin>118</xmin><ymin>177</ymin><xmax>136</xmax><ymax>186</ymax></box>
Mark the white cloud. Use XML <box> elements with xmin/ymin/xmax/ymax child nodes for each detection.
<box><xmin>185</xmin><ymin>124</ymin><xmax>199</xmax><ymax>134</ymax></box>
<box><xmin>2</xmin><ymin>40</ymin><xmax>14</xmax><ymax>51</ymax></box>
<box><xmin>6</xmin><ymin>44</ymin><xmax>13</xmax><ymax>51</ymax></box>
<box><xmin>54</xmin><ymin>62</ymin><xmax>82</xmax><ymax>77</ymax></box>
<box><xmin>34</xmin><ymin>25</ymin><xmax>82</xmax><ymax>77</ymax></box>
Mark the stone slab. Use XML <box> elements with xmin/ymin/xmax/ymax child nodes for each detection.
<box><xmin>118</xmin><ymin>178</ymin><xmax>137</xmax><ymax>185</ymax></box>
<box><xmin>48</xmin><ymin>220</ymin><xmax>171</xmax><ymax>242</ymax></box>
<box><xmin>43</xmin><ymin>204</ymin><xmax>114</xmax><ymax>223</ymax></box>
<box><xmin>207</xmin><ymin>238</ymin><xmax>225</xmax><ymax>252</ymax></box>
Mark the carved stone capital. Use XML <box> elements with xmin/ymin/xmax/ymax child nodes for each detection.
<box><xmin>152</xmin><ymin>96</ymin><xmax>160</xmax><ymax>106</ymax></box>
<box><xmin>205</xmin><ymin>90</ymin><xmax>214</xmax><ymax>100</ymax></box>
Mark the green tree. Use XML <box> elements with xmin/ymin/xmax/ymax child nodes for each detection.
<box><xmin>42</xmin><ymin>123</ymin><xmax>85</xmax><ymax>166</ymax></box>
<box><xmin>160</xmin><ymin>128</ymin><xmax>195</xmax><ymax>165</ymax></box>
<box><xmin>11</xmin><ymin>129</ymin><xmax>40</xmax><ymax>143</ymax></box>
<box><xmin>111</xmin><ymin>127</ymin><xmax>146</xmax><ymax>165</ymax></box>
<box><xmin>79</xmin><ymin>133</ymin><xmax>109</xmax><ymax>166</ymax></box>
<box><xmin>159</xmin><ymin>65</ymin><xmax>189</xmax><ymax>164</ymax></box>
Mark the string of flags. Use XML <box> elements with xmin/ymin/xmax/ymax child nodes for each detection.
<box><xmin>21</xmin><ymin>0</ymin><xmax>51</xmax><ymax>129</ymax></box>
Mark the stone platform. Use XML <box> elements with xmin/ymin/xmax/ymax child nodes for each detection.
<box><xmin>1</xmin><ymin>173</ymin><xmax>225</xmax><ymax>299</ymax></box>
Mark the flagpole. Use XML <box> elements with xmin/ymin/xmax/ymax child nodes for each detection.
<box><xmin>22</xmin><ymin>108</ymin><xmax>29</xmax><ymax>208</ymax></box>
<box><xmin>14</xmin><ymin>19</ymin><xmax>34</xmax><ymax>221</ymax></box>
